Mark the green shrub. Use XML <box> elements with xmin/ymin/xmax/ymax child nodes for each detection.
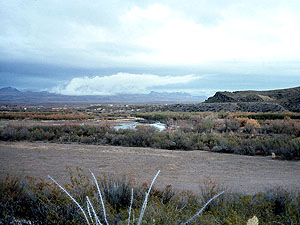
<box><xmin>238</xmin><ymin>113</ymin><xmax>300</xmax><ymax>120</ymax></box>
<box><xmin>197</xmin><ymin>119</ymin><xmax>215</xmax><ymax>133</ymax></box>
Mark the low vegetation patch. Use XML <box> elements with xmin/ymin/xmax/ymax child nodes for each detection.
<box><xmin>1</xmin><ymin>111</ymin><xmax>300</xmax><ymax>160</ymax></box>
<box><xmin>1</xmin><ymin>169</ymin><xmax>300</xmax><ymax>224</ymax></box>
<box><xmin>0</xmin><ymin>112</ymin><xmax>93</xmax><ymax>121</ymax></box>
<box><xmin>235</xmin><ymin>112</ymin><xmax>300</xmax><ymax>120</ymax></box>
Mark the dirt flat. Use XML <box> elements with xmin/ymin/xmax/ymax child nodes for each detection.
<box><xmin>0</xmin><ymin>141</ymin><xmax>300</xmax><ymax>195</ymax></box>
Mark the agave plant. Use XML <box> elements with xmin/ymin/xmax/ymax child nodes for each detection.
<box><xmin>49</xmin><ymin>170</ymin><xmax>224</xmax><ymax>225</ymax></box>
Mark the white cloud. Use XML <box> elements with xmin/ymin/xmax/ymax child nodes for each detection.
<box><xmin>125</xmin><ymin>4</ymin><xmax>171</xmax><ymax>21</ymax></box>
<box><xmin>53</xmin><ymin>73</ymin><xmax>201</xmax><ymax>95</ymax></box>
<box><xmin>1</xmin><ymin>0</ymin><xmax>300</xmax><ymax>69</ymax></box>
<box><xmin>130</xmin><ymin>4</ymin><xmax>300</xmax><ymax>64</ymax></box>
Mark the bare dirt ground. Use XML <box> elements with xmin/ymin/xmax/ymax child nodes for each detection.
<box><xmin>1</xmin><ymin>141</ymin><xmax>300</xmax><ymax>195</ymax></box>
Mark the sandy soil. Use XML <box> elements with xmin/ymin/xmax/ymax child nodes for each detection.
<box><xmin>1</xmin><ymin>141</ymin><xmax>300</xmax><ymax>195</ymax></box>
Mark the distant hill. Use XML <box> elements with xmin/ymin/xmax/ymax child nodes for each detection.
<box><xmin>0</xmin><ymin>87</ymin><xmax>21</xmax><ymax>95</ymax></box>
<box><xmin>205</xmin><ymin>86</ymin><xmax>300</xmax><ymax>112</ymax></box>
<box><xmin>0</xmin><ymin>87</ymin><xmax>206</xmax><ymax>105</ymax></box>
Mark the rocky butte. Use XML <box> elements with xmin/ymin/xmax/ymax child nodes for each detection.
<box><xmin>205</xmin><ymin>86</ymin><xmax>300</xmax><ymax>112</ymax></box>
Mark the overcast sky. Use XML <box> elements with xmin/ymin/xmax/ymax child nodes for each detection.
<box><xmin>1</xmin><ymin>0</ymin><xmax>300</xmax><ymax>96</ymax></box>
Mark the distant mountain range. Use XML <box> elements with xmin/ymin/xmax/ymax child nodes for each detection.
<box><xmin>0</xmin><ymin>87</ymin><xmax>207</xmax><ymax>105</ymax></box>
<box><xmin>2</xmin><ymin>86</ymin><xmax>299</xmax><ymax>111</ymax></box>
<box><xmin>205</xmin><ymin>86</ymin><xmax>300</xmax><ymax>112</ymax></box>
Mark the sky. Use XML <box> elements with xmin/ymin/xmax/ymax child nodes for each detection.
<box><xmin>1</xmin><ymin>0</ymin><xmax>300</xmax><ymax>97</ymax></box>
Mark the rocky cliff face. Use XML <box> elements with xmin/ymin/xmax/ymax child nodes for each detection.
<box><xmin>205</xmin><ymin>86</ymin><xmax>300</xmax><ymax>112</ymax></box>
<box><xmin>207</xmin><ymin>92</ymin><xmax>235</xmax><ymax>102</ymax></box>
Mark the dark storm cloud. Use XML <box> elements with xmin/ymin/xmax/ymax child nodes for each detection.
<box><xmin>1</xmin><ymin>0</ymin><xmax>300</xmax><ymax>94</ymax></box>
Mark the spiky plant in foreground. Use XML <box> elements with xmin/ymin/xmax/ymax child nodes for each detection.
<box><xmin>49</xmin><ymin>170</ymin><xmax>224</xmax><ymax>225</ymax></box>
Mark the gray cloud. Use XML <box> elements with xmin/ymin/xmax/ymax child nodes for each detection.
<box><xmin>2</xmin><ymin>0</ymin><xmax>300</xmax><ymax>67</ymax></box>
<box><xmin>1</xmin><ymin>0</ymin><xmax>300</xmax><ymax>94</ymax></box>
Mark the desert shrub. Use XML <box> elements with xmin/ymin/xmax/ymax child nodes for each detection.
<box><xmin>273</xmin><ymin>138</ymin><xmax>300</xmax><ymax>160</ymax></box>
<box><xmin>228</xmin><ymin>135</ymin><xmax>300</xmax><ymax>159</ymax></box>
<box><xmin>29</xmin><ymin>128</ymin><xmax>50</xmax><ymax>141</ymax></box>
<box><xmin>152</xmin><ymin>132</ymin><xmax>177</xmax><ymax>149</ymax></box>
<box><xmin>1</xmin><ymin>116</ymin><xmax>300</xmax><ymax>159</ymax></box>
<box><xmin>195</xmin><ymin>134</ymin><xmax>220</xmax><ymax>149</ymax></box>
<box><xmin>133</xmin><ymin>112</ymin><xmax>169</xmax><ymax>122</ymax></box>
<box><xmin>0</xmin><ymin>112</ymin><xmax>26</xmax><ymax>120</ymax></box>
<box><xmin>262</xmin><ymin>188</ymin><xmax>292</xmax><ymax>215</ymax></box>
<box><xmin>198</xmin><ymin>177</ymin><xmax>225</xmax><ymax>205</ymax></box>
<box><xmin>169</xmin><ymin>131</ymin><xmax>195</xmax><ymax>150</ymax></box>
<box><xmin>262</xmin><ymin>119</ymin><xmax>300</xmax><ymax>137</ymax></box>
<box><xmin>153</xmin><ymin>130</ymin><xmax>195</xmax><ymax>150</ymax></box>
<box><xmin>110</xmin><ymin>128</ymin><xmax>196</xmax><ymax>150</ymax></box>
<box><xmin>217</xmin><ymin>110</ymin><xmax>230</xmax><ymax>119</ymax></box>
<box><xmin>110</xmin><ymin>134</ymin><xmax>127</xmax><ymax>146</ymax></box>
<box><xmin>0</xmin><ymin>126</ymin><xmax>17</xmax><ymax>140</ymax></box>
<box><xmin>172</xmin><ymin>119</ymin><xmax>196</xmax><ymax>132</ymax></box>
<box><xmin>238</xmin><ymin>113</ymin><xmax>300</xmax><ymax>120</ymax></box>
<box><xmin>98</xmin><ymin>176</ymin><xmax>134</xmax><ymax>212</ymax></box>
<box><xmin>219</xmin><ymin>118</ymin><xmax>240</xmax><ymax>133</ymax></box>
<box><xmin>59</xmin><ymin>135</ymin><xmax>72</xmax><ymax>143</ymax></box>
<box><xmin>115</xmin><ymin>126</ymin><xmax>157</xmax><ymax>147</ymax></box>
<box><xmin>80</xmin><ymin>136</ymin><xmax>96</xmax><ymax>144</ymax></box>
<box><xmin>196</xmin><ymin>118</ymin><xmax>215</xmax><ymax>133</ymax></box>
<box><xmin>236</xmin><ymin>118</ymin><xmax>260</xmax><ymax>127</ymax></box>
<box><xmin>195</xmin><ymin>134</ymin><xmax>238</xmax><ymax>152</ymax></box>
<box><xmin>235</xmin><ymin>117</ymin><xmax>249</xmax><ymax>127</ymax></box>
<box><xmin>0</xmin><ymin>126</ymin><xmax>32</xmax><ymax>141</ymax></box>
<box><xmin>0</xmin><ymin>176</ymin><xmax>28</xmax><ymax>222</ymax></box>
<box><xmin>18</xmin><ymin>128</ymin><xmax>30</xmax><ymax>140</ymax></box>
<box><xmin>133</xmin><ymin>112</ymin><xmax>193</xmax><ymax>123</ymax></box>
<box><xmin>0</xmin><ymin>112</ymin><xmax>92</xmax><ymax>121</ymax></box>
<box><xmin>234</xmin><ymin>138</ymin><xmax>264</xmax><ymax>156</ymax></box>
<box><xmin>231</xmin><ymin>118</ymin><xmax>260</xmax><ymax>134</ymax></box>
<box><xmin>244</xmin><ymin>119</ymin><xmax>260</xmax><ymax>134</ymax></box>
<box><xmin>1</xmin><ymin>172</ymin><xmax>300</xmax><ymax>225</ymax></box>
